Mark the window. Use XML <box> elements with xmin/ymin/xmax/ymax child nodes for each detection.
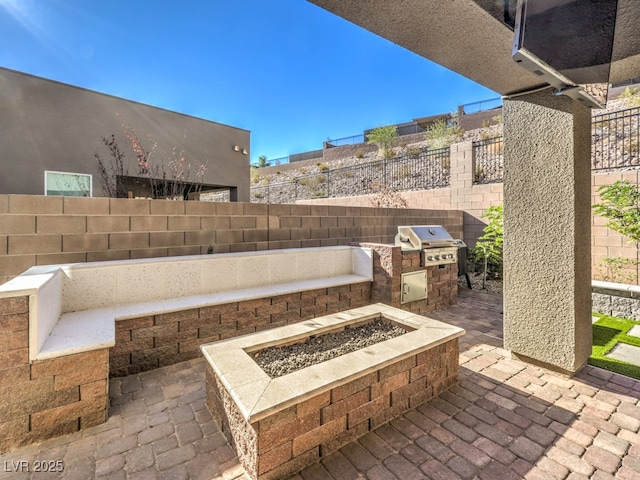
<box><xmin>44</xmin><ymin>171</ymin><xmax>92</xmax><ymax>197</ymax></box>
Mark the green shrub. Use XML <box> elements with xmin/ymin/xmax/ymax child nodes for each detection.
<box><xmin>425</xmin><ymin>115</ymin><xmax>463</xmax><ymax>149</ymax></box>
<box><xmin>355</xmin><ymin>150</ymin><xmax>365</xmax><ymax>159</ymax></box>
<box><xmin>618</xmin><ymin>87</ymin><xmax>640</xmax><ymax>107</ymax></box>
<box><xmin>367</xmin><ymin>125</ymin><xmax>398</xmax><ymax>158</ymax></box>
<box><xmin>406</xmin><ymin>147</ymin><xmax>421</xmax><ymax>159</ymax></box>
<box><xmin>471</xmin><ymin>205</ymin><xmax>503</xmax><ymax>289</ymax></box>
<box><xmin>318</xmin><ymin>163</ymin><xmax>330</xmax><ymax>172</ymax></box>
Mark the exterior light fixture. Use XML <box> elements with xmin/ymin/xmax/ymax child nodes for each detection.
<box><xmin>233</xmin><ymin>145</ymin><xmax>240</xmax><ymax>151</ymax></box>
<box><xmin>242</xmin><ymin>149</ymin><xmax>248</xmax><ymax>155</ymax></box>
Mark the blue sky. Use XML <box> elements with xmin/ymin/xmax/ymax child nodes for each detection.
<box><xmin>0</xmin><ymin>0</ymin><xmax>497</xmax><ymax>163</ymax></box>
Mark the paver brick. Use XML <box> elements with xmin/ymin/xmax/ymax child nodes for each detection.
<box><xmin>583</xmin><ymin>445</ymin><xmax>622</xmax><ymax>473</ymax></box>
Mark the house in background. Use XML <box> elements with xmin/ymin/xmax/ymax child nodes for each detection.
<box><xmin>0</xmin><ymin>67</ymin><xmax>250</xmax><ymax>201</ymax></box>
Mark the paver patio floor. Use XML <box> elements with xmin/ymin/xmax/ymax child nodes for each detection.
<box><xmin>2</xmin><ymin>290</ymin><xmax>639</xmax><ymax>479</ymax></box>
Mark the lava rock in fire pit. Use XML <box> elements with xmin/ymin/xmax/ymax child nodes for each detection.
<box><xmin>254</xmin><ymin>317</ymin><xmax>406</xmax><ymax>378</ymax></box>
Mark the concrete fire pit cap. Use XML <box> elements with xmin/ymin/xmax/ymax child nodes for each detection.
<box><xmin>200</xmin><ymin>303</ymin><xmax>465</xmax><ymax>423</ymax></box>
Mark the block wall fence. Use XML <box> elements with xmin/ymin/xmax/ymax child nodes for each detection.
<box><xmin>0</xmin><ymin>195</ymin><xmax>463</xmax><ymax>285</ymax></box>
<box><xmin>301</xmin><ymin>141</ymin><xmax>640</xmax><ymax>284</ymax></box>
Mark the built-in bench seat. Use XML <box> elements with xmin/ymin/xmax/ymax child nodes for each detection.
<box><xmin>0</xmin><ymin>246</ymin><xmax>373</xmax><ymax>362</ymax></box>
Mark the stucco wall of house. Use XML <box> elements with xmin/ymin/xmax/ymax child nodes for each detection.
<box><xmin>0</xmin><ymin>68</ymin><xmax>250</xmax><ymax>201</ymax></box>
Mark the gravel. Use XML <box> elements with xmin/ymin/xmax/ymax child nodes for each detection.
<box><xmin>253</xmin><ymin>317</ymin><xmax>407</xmax><ymax>378</ymax></box>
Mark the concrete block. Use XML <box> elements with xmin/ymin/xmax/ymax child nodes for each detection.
<box><xmin>63</xmin><ymin>234</ymin><xmax>108</xmax><ymax>253</ymax></box>
<box><xmin>109</xmin><ymin>232</ymin><xmax>150</xmax><ymax>250</ymax></box>
<box><xmin>309</xmin><ymin>205</ymin><xmax>328</xmax><ymax>216</ymax></box>
<box><xmin>320</xmin><ymin>217</ymin><xmax>338</xmax><ymax>228</ymax></box>
<box><xmin>327</xmin><ymin>206</ymin><xmax>346</xmax><ymax>216</ymax></box>
<box><xmin>230</xmin><ymin>216</ymin><xmax>256</xmax><ymax>229</ymax></box>
<box><xmin>8</xmin><ymin>195</ymin><xmax>63</xmax><ymax>214</ymax></box>
<box><xmin>268</xmin><ymin>204</ymin><xmax>292</xmax><ymax>216</ymax></box>
<box><xmin>216</xmin><ymin>229</ymin><xmax>244</xmax><ymax>244</ymax></box>
<box><xmin>37</xmin><ymin>216</ymin><xmax>87</xmax><ymax>234</ymax></box>
<box><xmin>130</xmin><ymin>216</ymin><xmax>168</xmax><ymax>231</ymax></box>
<box><xmin>280</xmin><ymin>217</ymin><xmax>301</xmax><ymax>228</ymax></box>
<box><xmin>290</xmin><ymin>228</ymin><xmax>311</xmax><ymax>241</ymax></box>
<box><xmin>0</xmin><ymin>216</ymin><xmax>36</xmax><ymax>234</ymax></box>
<box><xmin>167</xmin><ymin>246</ymin><xmax>201</xmax><ymax>257</ymax></box>
<box><xmin>244</xmin><ymin>203</ymin><xmax>268</xmax><ymax>216</ymax></box>
<box><xmin>185</xmin><ymin>201</ymin><xmax>217</xmax><ymax>215</ymax></box>
<box><xmin>129</xmin><ymin>248</ymin><xmax>168</xmax><ymax>259</ymax></box>
<box><xmin>168</xmin><ymin>216</ymin><xmax>201</xmax><ymax>231</ymax></box>
<box><xmin>8</xmin><ymin>235</ymin><xmax>61</xmax><ymax>254</ymax></box>
<box><xmin>87</xmin><ymin>250</ymin><xmax>130</xmax><ymax>262</ymax></box>
<box><xmin>36</xmin><ymin>252</ymin><xmax>87</xmax><ymax>266</ymax></box>
<box><xmin>110</xmin><ymin>198</ymin><xmax>150</xmax><ymax>215</ymax></box>
<box><xmin>0</xmin><ymin>236</ymin><xmax>6</xmax><ymax>254</ymax></box>
<box><xmin>149</xmin><ymin>200</ymin><xmax>185</xmax><ymax>215</ymax></box>
<box><xmin>0</xmin><ymin>195</ymin><xmax>8</xmax><ymax>213</ymax></box>
<box><xmin>309</xmin><ymin>228</ymin><xmax>329</xmax><ymax>239</ymax></box>
<box><xmin>87</xmin><ymin>216</ymin><xmax>130</xmax><ymax>233</ymax></box>
<box><xmin>63</xmin><ymin>197</ymin><xmax>110</xmax><ymax>215</ymax></box>
<box><xmin>338</xmin><ymin>217</ymin><xmax>354</xmax><ymax>227</ymax></box>
<box><xmin>269</xmin><ymin>240</ymin><xmax>301</xmax><ymax>250</ymax></box>
<box><xmin>301</xmin><ymin>217</ymin><xmax>321</xmax><ymax>228</ymax></box>
<box><xmin>215</xmin><ymin>202</ymin><xmax>243</xmax><ymax>215</ymax></box>
<box><xmin>150</xmin><ymin>231</ymin><xmax>185</xmax><ymax>248</ymax></box>
<box><xmin>185</xmin><ymin>230</ymin><xmax>215</xmax><ymax>246</ymax></box>
<box><xmin>268</xmin><ymin>229</ymin><xmax>291</xmax><ymax>241</ymax></box>
<box><xmin>229</xmin><ymin>243</ymin><xmax>257</xmax><ymax>253</ymax></box>
<box><xmin>244</xmin><ymin>229</ymin><xmax>269</xmax><ymax>243</ymax></box>
<box><xmin>0</xmin><ymin>255</ymin><xmax>36</xmax><ymax>278</ymax></box>
<box><xmin>268</xmin><ymin>216</ymin><xmax>281</xmax><ymax>229</ymax></box>
<box><xmin>201</xmin><ymin>216</ymin><xmax>230</xmax><ymax>230</ymax></box>
<box><xmin>256</xmin><ymin>217</ymin><xmax>269</xmax><ymax>229</ymax></box>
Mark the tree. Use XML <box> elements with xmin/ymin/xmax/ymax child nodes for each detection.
<box><xmin>95</xmin><ymin>134</ymin><xmax>128</xmax><ymax>198</ymax></box>
<box><xmin>593</xmin><ymin>181</ymin><xmax>640</xmax><ymax>244</ymax></box>
<box><xmin>593</xmin><ymin>180</ymin><xmax>640</xmax><ymax>282</ymax></box>
<box><xmin>257</xmin><ymin>155</ymin><xmax>270</xmax><ymax>168</ymax></box>
<box><xmin>366</xmin><ymin>125</ymin><xmax>398</xmax><ymax>159</ymax></box>
<box><xmin>471</xmin><ymin>205</ymin><xmax>504</xmax><ymax>289</ymax></box>
<box><xmin>424</xmin><ymin>114</ymin><xmax>463</xmax><ymax>149</ymax></box>
<box><xmin>95</xmin><ymin>120</ymin><xmax>207</xmax><ymax>199</ymax></box>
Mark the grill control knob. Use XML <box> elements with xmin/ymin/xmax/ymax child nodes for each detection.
<box><xmin>434</xmin><ymin>255</ymin><xmax>440</xmax><ymax>260</ymax></box>
<box><xmin>427</xmin><ymin>256</ymin><xmax>434</xmax><ymax>261</ymax></box>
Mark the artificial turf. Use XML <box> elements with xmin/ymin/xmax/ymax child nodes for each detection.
<box><xmin>590</xmin><ymin>313</ymin><xmax>640</xmax><ymax>381</ymax></box>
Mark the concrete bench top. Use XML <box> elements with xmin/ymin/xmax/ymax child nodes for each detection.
<box><xmin>0</xmin><ymin>246</ymin><xmax>373</xmax><ymax>362</ymax></box>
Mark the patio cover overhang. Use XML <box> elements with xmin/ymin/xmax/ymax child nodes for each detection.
<box><xmin>307</xmin><ymin>0</ymin><xmax>640</xmax><ymax>97</ymax></box>
<box><xmin>307</xmin><ymin>0</ymin><xmax>640</xmax><ymax>375</ymax></box>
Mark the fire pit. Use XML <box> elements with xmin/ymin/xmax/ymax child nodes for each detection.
<box><xmin>201</xmin><ymin>303</ymin><xmax>465</xmax><ymax>480</ymax></box>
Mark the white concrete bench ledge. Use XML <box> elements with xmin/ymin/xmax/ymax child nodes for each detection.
<box><xmin>0</xmin><ymin>246</ymin><xmax>373</xmax><ymax>362</ymax></box>
<box><xmin>592</xmin><ymin>280</ymin><xmax>640</xmax><ymax>298</ymax></box>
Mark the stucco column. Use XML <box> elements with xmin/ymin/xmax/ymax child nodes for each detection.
<box><xmin>503</xmin><ymin>88</ymin><xmax>592</xmax><ymax>375</ymax></box>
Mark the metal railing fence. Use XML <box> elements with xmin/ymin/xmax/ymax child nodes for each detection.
<box><xmin>592</xmin><ymin>106</ymin><xmax>640</xmax><ymax>170</ymax></box>
<box><xmin>325</xmin><ymin>134</ymin><xmax>366</xmax><ymax>148</ymax></box>
<box><xmin>472</xmin><ymin>137</ymin><xmax>504</xmax><ymax>184</ymax></box>
<box><xmin>251</xmin><ymin>106</ymin><xmax>640</xmax><ymax>202</ymax></box>
<box><xmin>250</xmin><ymin>147</ymin><xmax>450</xmax><ymax>204</ymax></box>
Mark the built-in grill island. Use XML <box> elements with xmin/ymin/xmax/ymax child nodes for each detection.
<box><xmin>394</xmin><ymin>225</ymin><xmax>466</xmax><ymax>304</ymax></box>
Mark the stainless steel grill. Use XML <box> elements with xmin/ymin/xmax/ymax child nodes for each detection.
<box><xmin>395</xmin><ymin>225</ymin><xmax>466</xmax><ymax>267</ymax></box>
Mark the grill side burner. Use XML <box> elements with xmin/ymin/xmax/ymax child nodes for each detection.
<box><xmin>395</xmin><ymin>225</ymin><xmax>466</xmax><ymax>267</ymax></box>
